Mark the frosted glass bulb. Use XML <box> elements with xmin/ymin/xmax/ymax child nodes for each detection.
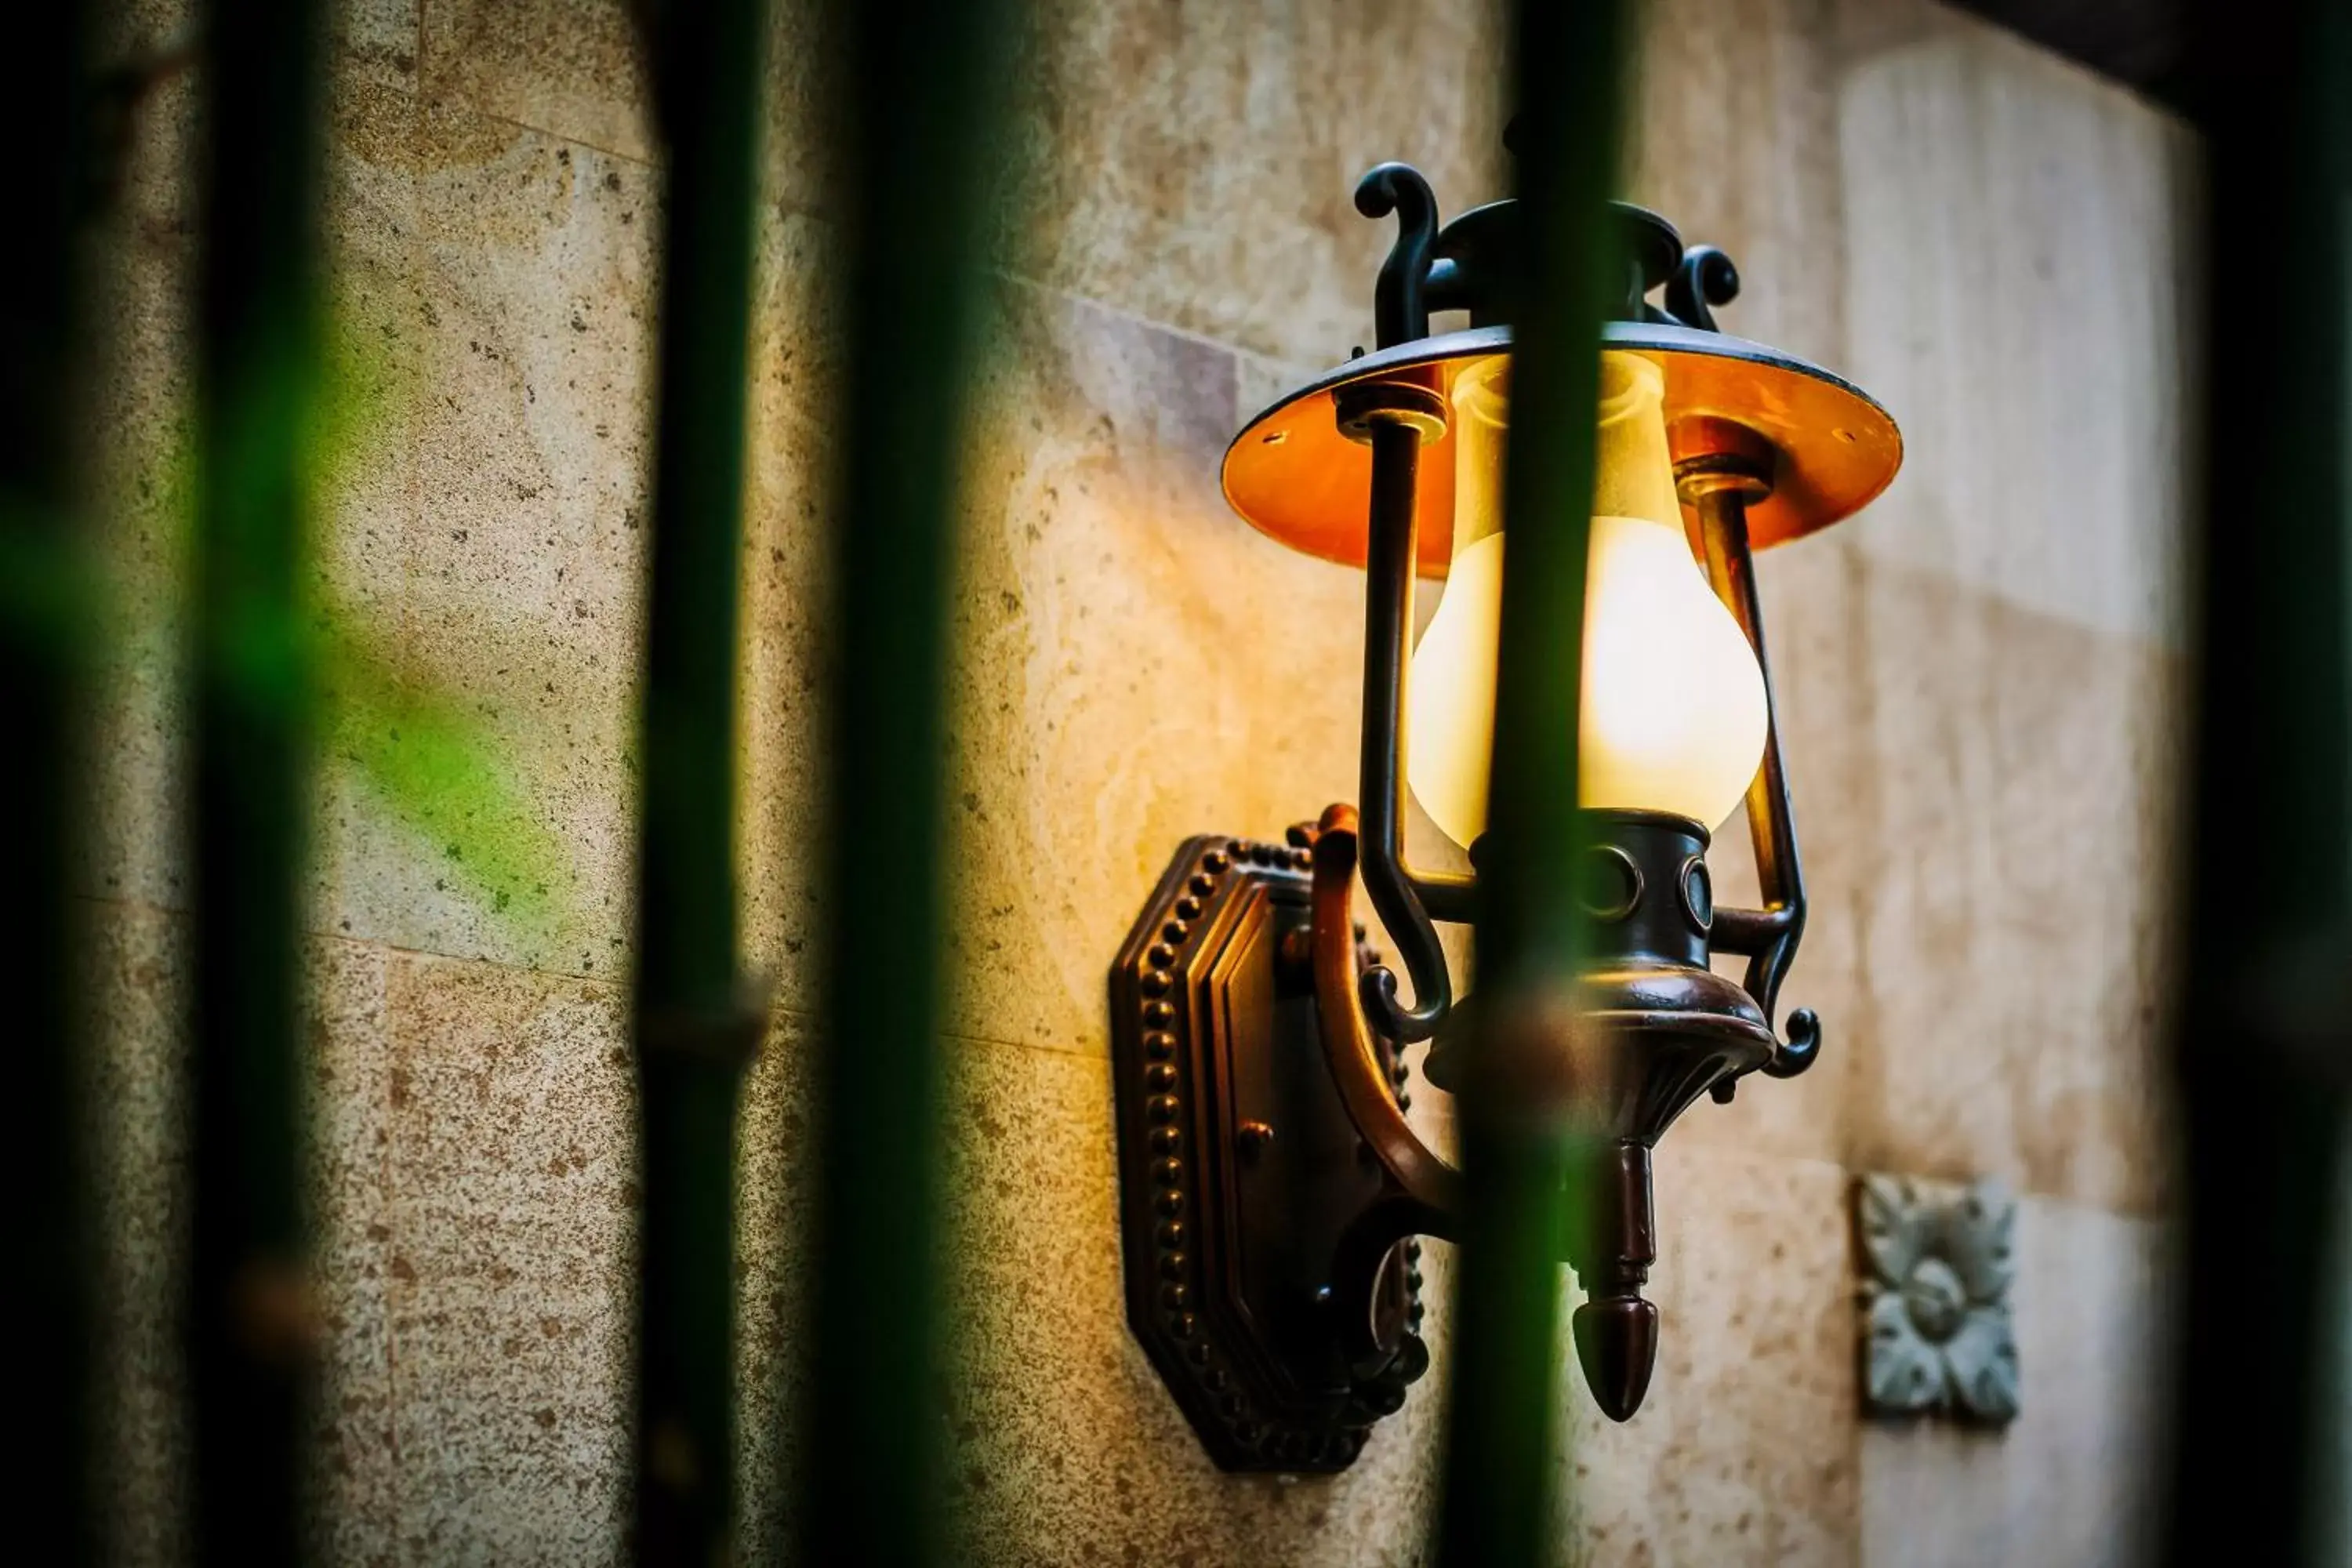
<box><xmin>1577</xmin><ymin>514</ymin><xmax>1770</xmax><ymax>826</ymax></box>
<box><xmin>1405</xmin><ymin>353</ymin><xmax>1771</xmax><ymax>846</ymax></box>
<box><xmin>1406</xmin><ymin>531</ymin><xmax>1506</xmax><ymax>848</ymax></box>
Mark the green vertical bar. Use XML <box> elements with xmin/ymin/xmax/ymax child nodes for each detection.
<box><xmin>2167</xmin><ymin>2</ymin><xmax>2352</xmax><ymax>1563</ymax></box>
<box><xmin>796</xmin><ymin>0</ymin><xmax>1009</xmax><ymax>1559</ymax></box>
<box><xmin>630</xmin><ymin>1</ymin><xmax>769</xmax><ymax>1563</ymax></box>
<box><xmin>5</xmin><ymin>4</ymin><xmax>96</xmax><ymax>1561</ymax></box>
<box><xmin>191</xmin><ymin>0</ymin><xmax>326</xmax><ymax>1562</ymax></box>
<box><xmin>1437</xmin><ymin>2</ymin><xmax>1628</xmax><ymax>1563</ymax></box>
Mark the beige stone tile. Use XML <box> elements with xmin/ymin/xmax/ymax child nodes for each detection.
<box><xmin>79</xmin><ymin>905</ymin><xmax>397</xmax><ymax>1566</ymax></box>
<box><xmin>1679</xmin><ymin>532</ymin><xmax>1871</xmax><ymax>1167</ymax></box>
<box><xmin>313</xmin><ymin>89</ymin><xmax>657</xmax><ymax>980</ymax></box>
<box><xmin>393</xmin><ymin>102</ymin><xmax>655</xmax><ymax>984</ymax></box>
<box><xmin>82</xmin><ymin>900</ymin><xmax>192</xmax><ymax>1566</ymax></box>
<box><xmin>1682</xmin><ymin>524</ymin><xmax>2181</xmax><ymax>1198</ymax></box>
<box><xmin>1679</xmin><ymin>877</ymin><xmax>1863</xmax><ymax>1168</ymax></box>
<box><xmin>82</xmin><ymin>72</ymin><xmax>663</xmax><ymax>978</ymax></box>
<box><xmin>1628</xmin><ymin>0</ymin><xmax>1849</xmax><ymax>369</ymax></box>
<box><xmin>306</xmin><ymin>936</ymin><xmax>401</xmax><ymax>1566</ymax></box>
<box><xmin>1857</xmin><ymin>1196</ymin><xmax>2167</xmax><ymax>1568</ymax></box>
<box><xmin>354</xmin><ymin>963</ymin><xmax>807</xmax><ymax>1568</ymax></box>
<box><xmin>737</xmin><ymin>209</ymin><xmax>841</xmax><ymax>1004</ymax></box>
<box><xmin>422</xmin><ymin>0</ymin><xmax>1504</xmax><ymax>371</ymax></box>
<box><xmin>339</xmin><ymin>0</ymin><xmax>419</xmax><ymax>90</ymax></box>
<box><xmin>995</xmin><ymin>0</ymin><xmax>1508</xmax><ymax>367</ymax></box>
<box><xmin>943</xmin><ymin>278</ymin><xmax>1377</xmax><ymax>1056</ymax></box>
<box><xmin>418</xmin><ymin>0</ymin><xmax>837</xmax><ymax>213</ymax></box>
<box><xmin>938</xmin><ymin>1033</ymin><xmax>1452</xmax><ymax>1565</ymax></box>
<box><xmin>93</xmin><ymin>0</ymin><xmax>411</xmax><ymax>84</ymax></box>
<box><xmin>381</xmin><ymin>952</ymin><xmax>636</xmax><ymax>1563</ymax></box>
<box><xmin>1565</xmin><ymin>1149</ymin><xmax>1860</xmax><ymax>1566</ymax></box>
<box><xmin>312</xmin><ymin>78</ymin><xmax>430</xmax><ymax>965</ymax></box>
<box><xmin>732</xmin><ymin>1007</ymin><xmax>817</xmax><ymax>1565</ymax></box>
<box><xmin>735</xmin><ymin>1018</ymin><xmax>1460</xmax><ymax>1560</ymax></box>
<box><xmin>1236</xmin><ymin>348</ymin><xmax>1330</xmax><ymax>434</ymax></box>
<box><xmin>1753</xmin><ymin>534</ymin><xmax>1881</xmax><ymax>908</ymax></box>
<box><xmin>1840</xmin><ymin>560</ymin><xmax>2176</xmax><ymax>1214</ymax></box>
<box><xmin>1979</xmin><ymin>602</ymin><xmax>2185</xmax><ymax>977</ymax></box>
<box><xmin>420</xmin><ymin>0</ymin><xmax>654</xmax><ymax>163</ymax></box>
<box><xmin>93</xmin><ymin>0</ymin><xmax>194</xmax><ymax>60</ymax></box>
<box><xmin>1833</xmin><ymin>0</ymin><xmax>2198</xmax><ymax>648</ymax></box>
<box><xmin>79</xmin><ymin>34</ymin><xmax>198</xmax><ymax>915</ymax></box>
<box><xmin>77</xmin><ymin>50</ymin><xmax>423</xmax><ymax>929</ymax></box>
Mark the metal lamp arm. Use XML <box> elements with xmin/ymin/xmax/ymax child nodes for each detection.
<box><xmin>1351</xmin><ymin>414</ymin><xmax>1466</xmax><ymax>1044</ymax></box>
<box><xmin>1307</xmin><ymin>804</ymin><xmax>1465</xmax><ymax>1229</ymax></box>
<box><xmin>1304</xmin><ymin>804</ymin><xmax>1463</xmax><ymax>1384</ymax></box>
<box><xmin>1341</xmin><ymin>159</ymin><xmax>1480</xmax><ymax>1047</ymax></box>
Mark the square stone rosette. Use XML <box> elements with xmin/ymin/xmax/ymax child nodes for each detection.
<box><xmin>1853</xmin><ymin>1173</ymin><xmax>2020</xmax><ymax>1424</ymax></box>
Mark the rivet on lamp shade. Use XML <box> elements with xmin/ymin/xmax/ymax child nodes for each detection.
<box><xmin>1406</xmin><ymin>351</ymin><xmax>1770</xmax><ymax>846</ymax></box>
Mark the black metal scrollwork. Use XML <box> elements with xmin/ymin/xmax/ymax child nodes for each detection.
<box><xmin>1666</xmin><ymin>242</ymin><xmax>1740</xmax><ymax>332</ymax></box>
<box><xmin>1354</xmin><ymin>162</ymin><xmax>1441</xmax><ymax>350</ymax></box>
<box><xmin>1686</xmin><ymin>467</ymin><xmax>1823</xmax><ymax>1091</ymax></box>
<box><xmin>1348</xmin><ymin>164</ymin><xmax>1809</xmax><ymax>1075</ymax></box>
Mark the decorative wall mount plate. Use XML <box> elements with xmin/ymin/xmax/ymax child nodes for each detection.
<box><xmin>1109</xmin><ymin>833</ymin><xmax>1426</xmax><ymax>1473</ymax></box>
<box><xmin>1854</xmin><ymin>1174</ymin><xmax>2020</xmax><ymax>1424</ymax></box>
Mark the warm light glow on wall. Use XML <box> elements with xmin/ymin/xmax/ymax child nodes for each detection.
<box><xmin>1406</xmin><ymin>352</ymin><xmax>1770</xmax><ymax>845</ymax></box>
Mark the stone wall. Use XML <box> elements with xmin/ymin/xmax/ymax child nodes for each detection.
<box><xmin>81</xmin><ymin>0</ymin><xmax>2193</xmax><ymax>1561</ymax></box>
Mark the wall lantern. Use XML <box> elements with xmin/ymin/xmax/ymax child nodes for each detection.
<box><xmin>1110</xmin><ymin>161</ymin><xmax>1901</xmax><ymax>1471</ymax></box>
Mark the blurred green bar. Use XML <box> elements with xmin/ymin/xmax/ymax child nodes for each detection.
<box><xmin>1436</xmin><ymin>2</ymin><xmax>1627</xmax><ymax>1563</ymax></box>
<box><xmin>2167</xmin><ymin>3</ymin><xmax>2352</xmax><ymax>1563</ymax></box>
<box><xmin>796</xmin><ymin>0</ymin><xmax>1010</xmax><ymax>1559</ymax></box>
<box><xmin>630</xmin><ymin>1</ymin><xmax>770</xmax><ymax>1563</ymax></box>
<box><xmin>4</xmin><ymin>4</ymin><xmax>96</xmax><ymax>1561</ymax></box>
<box><xmin>191</xmin><ymin>0</ymin><xmax>326</xmax><ymax>1561</ymax></box>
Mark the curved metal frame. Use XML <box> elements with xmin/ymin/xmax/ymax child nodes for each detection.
<box><xmin>1318</xmin><ymin>173</ymin><xmax>1840</xmax><ymax>1407</ymax></box>
<box><xmin>1683</xmin><ymin>462</ymin><xmax>1821</xmax><ymax>1080</ymax></box>
<box><xmin>1336</xmin><ymin>170</ymin><xmax>1825</xmax><ymax>1079</ymax></box>
<box><xmin>1306</xmin><ymin>805</ymin><xmax>1463</xmax><ymax>1378</ymax></box>
<box><xmin>1280</xmin><ymin>180</ymin><xmax>1838</xmax><ymax>1428</ymax></box>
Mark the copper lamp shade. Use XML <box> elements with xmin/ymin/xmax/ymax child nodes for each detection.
<box><xmin>1221</xmin><ymin>321</ymin><xmax>1902</xmax><ymax>576</ymax></box>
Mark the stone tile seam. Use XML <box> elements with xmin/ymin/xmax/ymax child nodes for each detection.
<box><xmin>1829</xmin><ymin>8</ymin><xmax>2194</xmax><ymax>131</ymax></box>
<box><xmin>1668</xmin><ymin>1149</ymin><xmax>2172</xmax><ymax>1230</ymax></box>
<box><xmin>75</xmin><ymin>892</ymin><xmax>1091</xmax><ymax>1062</ymax></box>
<box><xmin>71</xmin><ymin>892</ymin><xmax>2176</xmax><ymax>1232</ymax></box>
<box><xmin>66</xmin><ymin>891</ymin><xmax>2174</xmax><ymax>1224</ymax></box>
<box><xmin>1835</xmin><ymin>539</ymin><xmax>2190</xmax><ymax>661</ymax></box>
<box><xmin>2010</xmin><ymin>1187</ymin><xmax>2170</xmax><ymax>1234</ymax></box>
<box><xmin>71</xmin><ymin>905</ymin><xmax>1081</xmax><ymax>1073</ymax></box>
<box><xmin>412</xmin><ymin>0</ymin><xmax>427</xmax><ymax>107</ymax></box>
<box><xmin>332</xmin><ymin>78</ymin><xmax>2193</xmax><ymax>662</ymax></box>
<box><xmin>321</xmin><ymin>74</ymin><xmax>1335</xmax><ymax>387</ymax></box>
<box><xmin>305</xmin><ymin>42</ymin><xmax>2207</xmax><ymax>680</ymax></box>
<box><xmin>1823</xmin><ymin>1147</ymin><xmax>2172</xmax><ymax>1228</ymax></box>
<box><xmin>329</xmin><ymin>60</ymin><xmax>659</xmax><ymax>173</ymax></box>
<box><xmin>63</xmin><ymin>890</ymin><xmax>412</xmax><ymax>1522</ymax></box>
<box><xmin>984</xmin><ymin>265</ymin><xmax>1332</xmax><ymax>390</ymax></box>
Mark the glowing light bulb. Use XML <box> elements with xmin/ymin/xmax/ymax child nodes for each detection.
<box><xmin>1406</xmin><ymin>528</ymin><xmax>1505</xmax><ymax>848</ymax></box>
<box><xmin>1406</xmin><ymin>353</ymin><xmax>1770</xmax><ymax>846</ymax></box>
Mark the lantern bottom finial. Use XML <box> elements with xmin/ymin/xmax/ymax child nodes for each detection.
<box><xmin>1573</xmin><ymin>1297</ymin><xmax>1660</xmax><ymax>1423</ymax></box>
<box><xmin>1570</xmin><ymin>1140</ymin><xmax>1662</xmax><ymax>1422</ymax></box>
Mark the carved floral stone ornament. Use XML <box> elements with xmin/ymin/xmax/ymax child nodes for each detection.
<box><xmin>1855</xmin><ymin>1174</ymin><xmax>2020</xmax><ymax>1424</ymax></box>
